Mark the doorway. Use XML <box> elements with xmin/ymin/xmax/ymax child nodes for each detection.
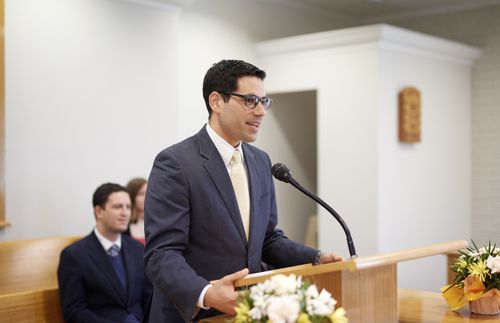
<box><xmin>255</xmin><ymin>90</ymin><xmax>317</xmax><ymax>246</ymax></box>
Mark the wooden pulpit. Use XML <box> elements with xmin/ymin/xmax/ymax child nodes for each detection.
<box><xmin>202</xmin><ymin>240</ymin><xmax>468</xmax><ymax>323</ymax></box>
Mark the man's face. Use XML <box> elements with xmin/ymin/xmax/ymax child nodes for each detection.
<box><xmin>95</xmin><ymin>191</ymin><xmax>131</xmax><ymax>237</ymax></box>
<box><xmin>215</xmin><ymin>76</ymin><xmax>267</xmax><ymax>147</ymax></box>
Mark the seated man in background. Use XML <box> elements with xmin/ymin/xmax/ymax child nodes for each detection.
<box><xmin>58</xmin><ymin>183</ymin><xmax>152</xmax><ymax>323</ymax></box>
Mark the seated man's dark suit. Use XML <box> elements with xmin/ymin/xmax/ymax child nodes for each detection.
<box><xmin>144</xmin><ymin>126</ymin><xmax>319</xmax><ymax>322</ymax></box>
<box><xmin>58</xmin><ymin>231</ymin><xmax>152</xmax><ymax>323</ymax></box>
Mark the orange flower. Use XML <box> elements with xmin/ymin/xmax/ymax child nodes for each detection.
<box><xmin>464</xmin><ymin>275</ymin><xmax>485</xmax><ymax>301</ymax></box>
<box><xmin>441</xmin><ymin>284</ymin><xmax>467</xmax><ymax>310</ymax></box>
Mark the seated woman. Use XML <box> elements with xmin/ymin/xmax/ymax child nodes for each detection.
<box><xmin>125</xmin><ymin>178</ymin><xmax>147</xmax><ymax>245</ymax></box>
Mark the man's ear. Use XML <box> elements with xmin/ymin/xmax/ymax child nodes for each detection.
<box><xmin>94</xmin><ymin>205</ymin><xmax>103</xmax><ymax>219</ymax></box>
<box><xmin>209</xmin><ymin>91</ymin><xmax>223</xmax><ymax>113</ymax></box>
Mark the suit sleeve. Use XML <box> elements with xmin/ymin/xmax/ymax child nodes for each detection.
<box><xmin>57</xmin><ymin>249</ymin><xmax>115</xmax><ymax>323</ymax></box>
<box><xmin>144</xmin><ymin>149</ymin><xmax>209</xmax><ymax>321</ymax></box>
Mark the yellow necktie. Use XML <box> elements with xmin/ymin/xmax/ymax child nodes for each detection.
<box><xmin>230</xmin><ymin>150</ymin><xmax>250</xmax><ymax>239</ymax></box>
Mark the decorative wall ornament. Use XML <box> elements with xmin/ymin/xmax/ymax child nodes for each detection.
<box><xmin>398</xmin><ymin>87</ymin><xmax>421</xmax><ymax>143</ymax></box>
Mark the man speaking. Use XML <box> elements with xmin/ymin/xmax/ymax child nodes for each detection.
<box><xmin>143</xmin><ymin>59</ymin><xmax>342</xmax><ymax>322</ymax></box>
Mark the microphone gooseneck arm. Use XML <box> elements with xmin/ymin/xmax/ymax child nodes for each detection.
<box><xmin>271</xmin><ymin>163</ymin><xmax>357</xmax><ymax>258</ymax></box>
<box><xmin>287</xmin><ymin>177</ymin><xmax>357</xmax><ymax>258</ymax></box>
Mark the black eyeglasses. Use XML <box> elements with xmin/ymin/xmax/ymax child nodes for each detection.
<box><xmin>221</xmin><ymin>92</ymin><xmax>273</xmax><ymax>111</ymax></box>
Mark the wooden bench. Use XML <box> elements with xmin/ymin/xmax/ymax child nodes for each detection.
<box><xmin>0</xmin><ymin>236</ymin><xmax>81</xmax><ymax>322</ymax></box>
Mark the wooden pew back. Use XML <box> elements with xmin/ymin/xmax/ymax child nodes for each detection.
<box><xmin>0</xmin><ymin>236</ymin><xmax>81</xmax><ymax>322</ymax></box>
<box><xmin>0</xmin><ymin>236</ymin><xmax>81</xmax><ymax>294</ymax></box>
<box><xmin>0</xmin><ymin>288</ymin><xmax>64</xmax><ymax>322</ymax></box>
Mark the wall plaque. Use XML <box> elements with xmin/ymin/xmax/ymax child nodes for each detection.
<box><xmin>399</xmin><ymin>87</ymin><xmax>421</xmax><ymax>143</ymax></box>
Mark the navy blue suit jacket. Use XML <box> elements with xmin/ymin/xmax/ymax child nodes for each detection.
<box><xmin>143</xmin><ymin>126</ymin><xmax>318</xmax><ymax>322</ymax></box>
<box><xmin>57</xmin><ymin>232</ymin><xmax>152</xmax><ymax>323</ymax></box>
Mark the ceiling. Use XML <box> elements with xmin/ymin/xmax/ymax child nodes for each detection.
<box><xmin>155</xmin><ymin>0</ymin><xmax>500</xmax><ymax>22</ymax></box>
<box><xmin>280</xmin><ymin>0</ymin><xmax>500</xmax><ymax>20</ymax></box>
<box><xmin>268</xmin><ymin>0</ymin><xmax>500</xmax><ymax>21</ymax></box>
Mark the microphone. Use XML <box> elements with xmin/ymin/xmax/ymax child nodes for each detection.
<box><xmin>272</xmin><ymin>163</ymin><xmax>358</xmax><ymax>258</ymax></box>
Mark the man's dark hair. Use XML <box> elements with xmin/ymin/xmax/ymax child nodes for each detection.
<box><xmin>202</xmin><ymin>59</ymin><xmax>266</xmax><ymax>118</ymax></box>
<box><xmin>92</xmin><ymin>183</ymin><xmax>128</xmax><ymax>209</ymax></box>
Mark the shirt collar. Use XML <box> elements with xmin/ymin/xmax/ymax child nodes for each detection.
<box><xmin>206</xmin><ymin>123</ymin><xmax>244</xmax><ymax>168</ymax></box>
<box><xmin>94</xmin><ymin>227</ymin><xmax>122</xmax><ymax>251</ymax></box>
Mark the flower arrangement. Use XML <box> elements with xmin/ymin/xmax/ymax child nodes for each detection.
<box><xmin>234</xmin><ymin>274</ymin><xmax>347</xmax><ymax>323</ymax></box>
<box><xmin>441</xmin><ymin>241</ymin><xmax>500</xmax><ymax>314</ymax></box>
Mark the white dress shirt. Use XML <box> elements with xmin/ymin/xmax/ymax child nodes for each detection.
<box><xmin>94</xmin><ymin>227</ymin><xmax>122</xmax><ymax>253</ymax></box>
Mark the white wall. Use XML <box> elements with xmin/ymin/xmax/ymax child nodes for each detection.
<box><xmin>390</xmin><ymin>5</ymin><xmax>500</xmax><ymax>248</ymax></box>
<box><xmin>256</xmin><ymin>32</ymin><xmax>381</xmax><ymax>257</ymax></box>
<box><xmin>0</xmin><ymin>0</ymin><xmax>356</xmax><ymax>241</ymax></box>
<box><xmin>175</xmin><ymin>0</ymin><xmax>354</xmax><ymax>139</ymax></box>
<box><xmin>2</xmin><ymin>0</ymin><xmax>179</xmax><ymax>239</ymax></box>
<box><xmin>377</xmin><ymin>37</ymin><xmax>475</xmax><ymax>291</ymax></box>
<box><xmin>176</xmin><ymin>2</ymin><xmax>258</xmax><ymax>138</ymax></box>
<box><xmin>255</xmin><ymin>25</ymin><xmax>479</xmax><ymax>291</ymax></box>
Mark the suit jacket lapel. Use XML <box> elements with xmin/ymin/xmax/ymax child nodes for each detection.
<box><xmin>198</xmin><ymin>127</ymin><xmax>248</xmax><ymax>246</ymax></box>
<box><xmin>242</xmin><ymin>144</ymin><xmax>260</xmax><ymax>248</ymax></box>
<box><xmin>87</xmin><ymin>232</ymin><xmax>127</xmax><ymax>305</ymax></box>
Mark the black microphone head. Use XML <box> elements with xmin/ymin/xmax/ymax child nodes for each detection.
<box><xmin>272</xmin><ymin>163</ymin><xmax>292</xmax><ymax>183</ymax></box>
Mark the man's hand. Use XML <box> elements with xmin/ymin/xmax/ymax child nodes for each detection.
<box><xmin>204</xmin><ymin>268</ymin><xmax>249</xmax><ymax>315</ymax></box>
<box><xmin>320</xmin><ymin>252</ymin><xmax>343</xmax><ymax>264</ymax></box>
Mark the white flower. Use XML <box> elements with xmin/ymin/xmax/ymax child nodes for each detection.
<box><xmin>319</xmin><ymin>289</ymin><xmax>337</xmax><ymax>307</ymax></box>
<box><xmin>467</xmin><ymin>246</ymin><xmax>491</xmax><ymax>259</ymax></box>
<box><xmin>468</xmin><ymin>250</ymin><xmax>481</xmax><ymax>259</ymax></box>
<box><xmin>269</xmin><ymin>274</ymin><xmax>299</xmax><ymax>295</ymax></box>
<box><xmin>469</xmin><ymin>246</ymin><xmax>500</xmax><ymax>258</ymax></box>
<box><xmin>242</xmin><ymin>274</ymin><xmax>344</xmax><ymax>322</ymax></box>
<box><xmin>306</xmin><ymin>284</ymin><xmax>319</xmax><ymax>298</ymax></box>
<box><xmin>249</xmin><ymin>306</ymin><xmax>263</xmax><ymax>320</ymax></box>
<box><xmin>306</xmin><ymin>288</ymin><xmax>336</xmax><ymax>316</ymax></box>
<box><xmin>266</xmin><ymin>295</ymin><xmax>300</xmax><ymax>323</ymax></box>
<box><xmin>486</xmin><ymin>255</ymin><xmax>500</xmax><ymax>274</ymax></box>
<box><xmin>250</xmin><ymin>294</ymin><xmax>269</xmax><ymax>318</ymax></box>
<box><xmin>249</xmin><ymin>285</ymin><xmax>265</xmax><ymax>303</ymax></box>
